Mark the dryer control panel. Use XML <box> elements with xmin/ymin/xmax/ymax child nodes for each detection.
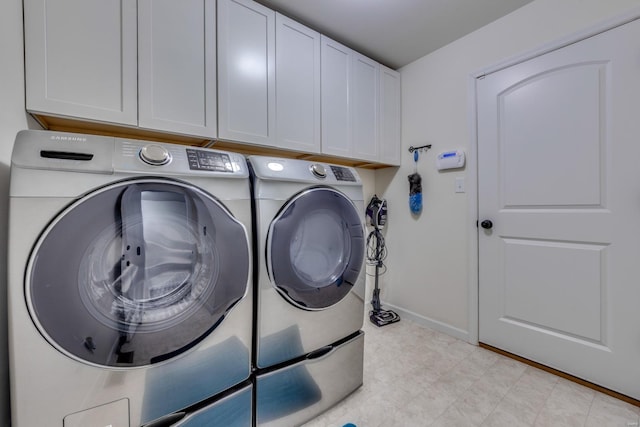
<box><xmin>248</xmin><ymin>155</ymin><xmax>361</xmax><ymax>186</ymax></box>
<box><xmin>330</xmin><ymin>165</ymin><xmax>356</xmax><ymax>182</ymax></box>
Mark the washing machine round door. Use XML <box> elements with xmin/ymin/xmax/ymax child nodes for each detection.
<box><xmin>267</xmin><ymin>187</ymin><xmax>365</xmax><ymax>310</ymax></box>
<box><xmin>26</xmin><ymin>179</ymin><xmax>250</xmax><ymax>368</ymax></box>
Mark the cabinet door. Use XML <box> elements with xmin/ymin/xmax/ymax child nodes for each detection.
<box><xmin>275</xmin><ymin>13</ymin><xmax>321</xmax><ymax>153</ymax></box>
<box><xmin>217</xmin><ymin>0</ymin><xmax>275</xmax><ymax>146</ymax></box>
<box><xmin>379</xmin><ymin>65</ymin><xmax>401</xmax><ymax>166</ymax></box>
<box><xmin>24</xmin><ymin>0</ymin><xmax>137</xmax><ymax>125</ymax></box>
<box><xmin>138</xmin><ymin>0</ymin><xmax>216</xmax><ymax>138</ymax></box>
<box><xmin>351</xmin><ymin>52</ymin><xmax>379</xmax><ymax>162</ymax></box>
<box><xmin>321</xmin><ymin>36</ymin><xmax>351</xmax><ymax>158</ymax></box>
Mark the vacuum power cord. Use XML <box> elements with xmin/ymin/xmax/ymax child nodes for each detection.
<box><xmin>366</xmin><ymin>225</ymin><xmax>400</xmax><ymax>327</ymax></box>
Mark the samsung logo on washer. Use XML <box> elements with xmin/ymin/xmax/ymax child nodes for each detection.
<box><xmin>50</xmin><ymin>135</ymin><xmax>87</xmax><ymax>142</ymax></box>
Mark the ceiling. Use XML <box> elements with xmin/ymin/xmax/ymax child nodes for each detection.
<box><xmin>255</xmin><ymin>0</ymin><xmax>535</xmax><ymax>69</ymax></box>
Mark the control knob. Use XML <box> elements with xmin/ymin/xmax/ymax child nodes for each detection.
<box><xmin>140</xmin><ymin>144</ymin><xmax>171</xmax><ymax>166</ymax></box>
<box><xmin>310</xmin><ymin>163</ymin><xmax>327</xmax><ymax>179</ymax></box>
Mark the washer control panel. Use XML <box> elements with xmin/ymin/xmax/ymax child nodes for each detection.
<box><xmin>115</xmin><ymin>139</ymin><xmax>247</xmax><ymax>177</ymax></box>
<box><xmin>186</xmin><ymin>148</ymin><xmax>233</xmax><ymax>172</ymax></box>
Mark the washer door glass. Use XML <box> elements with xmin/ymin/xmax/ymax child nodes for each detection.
<box><xmin>267</xmin><ymin>187</ymin><xmax>364</xmax><ymax>310</ymax></box>
<box><xmin>27</xmin><ymin>179</ymin><xmax>250</xmax><ymax>368</ymax></box>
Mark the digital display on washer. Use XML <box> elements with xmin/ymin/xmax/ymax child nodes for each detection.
<box><xmin>330</xmin><ymin>165</ymin><xmax>356</xmax><ymax>182</ymax></box>
<box><xmin>186</xmin><ymin>149</ymin><xmax>233</xmax><ymax>172</ymax></box>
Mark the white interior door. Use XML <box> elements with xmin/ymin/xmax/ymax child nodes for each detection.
<box><xmin>478</xmin><ymin>18</ymin><xmax>640</xmax><ymax>400</ymax></box>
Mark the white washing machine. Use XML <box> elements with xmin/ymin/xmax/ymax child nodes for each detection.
<box><xmin>248</xmin><ymin>155</ymin><xmax>365</xmax><ymax>426</ymax></box>
<box><xmin>8</xmin><ymin>130</ymin><xmax>254</xmax><ymax>427</ymax></box>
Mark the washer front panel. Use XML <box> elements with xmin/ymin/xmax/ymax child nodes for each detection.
<box><xmin>267</xmin><ymin>187</ymin><xmax>365</xmax><ymax>310</ymax></box>
<box><xmin>26</xmin><ymin>178</ymin><xmax>250</xmax><ymax>368</ymax></box>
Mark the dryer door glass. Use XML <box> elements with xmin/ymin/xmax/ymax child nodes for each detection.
<box><xmin>26</xmin><ymin>179</ymin><xmax>250</xmax><ymax>367</ymax></box>
<box><xmin>267</xmin><ymin>187</ymin><xmax>364</xmax><ymax>310</ymax></box>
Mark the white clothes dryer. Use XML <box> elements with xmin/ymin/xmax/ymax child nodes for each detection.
<box><xmin>249</xmin><ymin>156</ymin><xmax>365</xmax><ymax>426</ymax></box>
<box><xmin>8</xmin><ymin>130</ymin><xmax>253</xmax><ymax>427</ymax></box>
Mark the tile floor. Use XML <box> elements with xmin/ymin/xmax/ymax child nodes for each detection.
<box><xmin>302</xmin><ymin>318</ymin><xmax>640</xmax><ymax>427</ymax></box>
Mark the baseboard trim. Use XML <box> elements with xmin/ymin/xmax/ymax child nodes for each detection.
<box><xmin>480</xmin><ymin>343</ymin><xmax>640</xmax><ymax>408</ymax></box>
<box><xmin>380</xmin><ymin>302</ymin><xmax>470</xmax><ymax>343</ymax></box>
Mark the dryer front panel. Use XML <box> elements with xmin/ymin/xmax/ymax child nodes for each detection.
<box><xmin>266</xmin><ymin>187</ymin><xmax>365</xmax><ymax>310</ymax></box>
<box><xmin>26</xmin><ymin>178</ymin><xmax>251</xmax><ymax>368</ymax></box>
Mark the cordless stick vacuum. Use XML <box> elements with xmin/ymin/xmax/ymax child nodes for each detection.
<box><xmin>366</xmin><ymin>195</ymin><xmax>400</xmax><ymax>327</ymax></box>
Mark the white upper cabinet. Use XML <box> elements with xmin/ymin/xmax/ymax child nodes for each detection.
<box><xmin>321</xmin><ymin>36</ymin><xmax>352</xmax><ymax>158</ymax></box>
<box><xmin>351</xmin><ymin>52</ymin><xmax>379</xmax><ymax>162</ymax></box>
<box><xmin>25</xmin><ymin>0</ymin><xmax>216</xmax><ymax>139</ymax></box>
<box><xmin>321</xmin><ymin>36</ymin><xmax>381</xmax><ymax>163</ymax></box>
<box><xmin>138</xmin><ymin>0</ymin><xmax>217</xmax><ymax>138</ymax></box>
<box><xmin>275</xmin><ymin>13</ymin><xmax>321</xmax><ymax>153</ymax></box>
<box><xmin>24</xmin><ymin>0</ymin><xmax>400</xmax><ymax>164</ymax></box>
<box><xmin>379</xmin><ymin>65</ymin><xmax>401</xmax><ymax>166</ymax></box>
<box><xmin>24</xmin><ymin>0</ymin><xmax>137</xmax><ymax>125</ymax></box>
<box><xmin>217</xmin><ymin>5</ymin><xmax>320</xmax><ymax>152</ymax></box>
<box><xmin>217</xmin><ymin>0</ymin><xmax>276</xmax><ymax>146</ymax></box>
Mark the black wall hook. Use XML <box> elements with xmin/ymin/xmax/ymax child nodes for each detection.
<box><xmin>408</xmin><ymin>144</ymin><xmax>432</xmax><ymax>153</ymax></box>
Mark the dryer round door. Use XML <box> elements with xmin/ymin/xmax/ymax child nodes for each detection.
<box><xmin>267</xmin><ymin>187</ymin><xmax>365</xmax><ymax>310</ymax></box>
<box><xmin>26</xmin><ymin>178</ymin><xmax>250</xmax><ymax>368</ymax></box>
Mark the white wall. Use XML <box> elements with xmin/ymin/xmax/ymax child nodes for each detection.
<box><xmin>380</xmin><ymin>0</ymin><xmax>640</xmax><ymax>341</ymax></box>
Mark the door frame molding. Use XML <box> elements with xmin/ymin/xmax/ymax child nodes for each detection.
<box><xmin>466</xmin><ymin>5</ymin><xmax>640</xmax><ymax>345</ymax></box>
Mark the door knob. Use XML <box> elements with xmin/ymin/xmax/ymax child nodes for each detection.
<box><xmin>480</xmin><ymin>220</ymin><xmax>493</xmax><ymax>230</ymax></box>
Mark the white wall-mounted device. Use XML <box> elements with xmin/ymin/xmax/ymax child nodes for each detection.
<box><xmin>436</xmin><ymin>150</ymin><xmax>465</xmax><ymax>170</ymax></box>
